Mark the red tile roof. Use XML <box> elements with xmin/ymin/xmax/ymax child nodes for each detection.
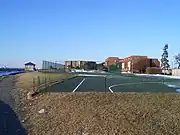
<box><xmin>119</xmin><ymin>59</ymin><xmax>124</xmax><ymax>62</ymax></box>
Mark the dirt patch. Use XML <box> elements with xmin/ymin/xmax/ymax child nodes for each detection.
<box><xmin>20</xmin><ymin>92</ymin><xmax>180</xmax><ymax>135</ymax></box>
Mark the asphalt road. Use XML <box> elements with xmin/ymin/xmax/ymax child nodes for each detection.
<box><xmin>43</xmin><ymin>74</ymin><xmax>180</xmax><ymax>93</ymax></box>
<box><xmin>0</xmin><ymin>100</ymin><xmax>26</xmax><ymax>135</ymax></box>
<box><xmin>0</xmin><ymin>76</ymin><xmax>26</xmax><ymax>135</ymax></box>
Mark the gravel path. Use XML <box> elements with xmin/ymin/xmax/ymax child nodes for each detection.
<box><xmin>0</xmin><ymin>76</ymin><xmax>26</xmax><ymax>135</ymax></box>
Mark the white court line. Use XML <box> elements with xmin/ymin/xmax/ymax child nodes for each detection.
<box><xmin>109</xmin><ymin>88</ymin><xmax>114</xmax><ymax>93</ymax></box>
<box><xmin>109</xmin><ymin>82</ymin><xmax>163</xmax><ymax>92</ymax></box>
<box><xmin>77</xmin><ymin>74</ymin><xmax>106</xmax><ymax>77</ymax></box>
<box><xmin>72</xmin><ymin>78</ymin><xmax>86</xmax><ymax>92</ymax></box>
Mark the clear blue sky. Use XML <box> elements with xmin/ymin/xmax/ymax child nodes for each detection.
<box><xmin>0</xmin><ymin>0</ymin><xmax>180</xmax><ymax>68</ymax></box>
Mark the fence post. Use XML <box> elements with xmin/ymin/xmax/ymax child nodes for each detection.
<box><xmin>162</xmin><ymin>76</ymin><xmax>164</xmax><ymax>84</ymax></box>
<box><xmin>45</xmin><ymin>76</ymin><xmax>47</xmax><ymax>92</ymax></box>
<box><xmin>37</xmin><ymin>76</ymin><xmax>40</xmax><ymax>91</ymax></box>
<box><xmin>33</xmin><ymin>77</ymin><xmax>35</xmax><ymax>92</ymax></box>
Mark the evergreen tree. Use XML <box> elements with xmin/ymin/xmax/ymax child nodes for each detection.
<box><xmin>161</xmin><ymin>44</ymin><xmax>170</xmax><ymax>71</ymax></box>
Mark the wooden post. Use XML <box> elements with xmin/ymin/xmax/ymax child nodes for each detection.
<box><xmin>37</xmin><ymin>76</ymin><xmax>40</xmax><ymax>91</ymax></box>
<box><xmin>45</xmin><ymin>76</ymin><xmax>47</xmax><ymax>92</ymax></box>
<box><xmin>33</xmin><ymin>78</ymin><xmax>35</xmax><ymax>92</ymax></box>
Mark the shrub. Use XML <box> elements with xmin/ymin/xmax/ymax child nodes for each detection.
<box><xmin>146</xmin><ymin>67</ymin><xmax>162</xmax><ymax>74</ymax></box>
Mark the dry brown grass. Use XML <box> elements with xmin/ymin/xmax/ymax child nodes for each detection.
<box><xmin>15</xmin><ymin>72</ymin><xmax>180</xmax><ymax>135</ymax></box>
<box><xmin>16</xmin><ymin>72</ymin><xmax>74</xmax><ymax>92</ymax></box>
<box><xmin>21</xmin><ymin>92</ymin><xmax>180</xmax><ymax>135</ymax></box>
<box><xmin>0</xmin><ymin>76</ymin><xmax>5</xmax><ymax>81</ymax></box>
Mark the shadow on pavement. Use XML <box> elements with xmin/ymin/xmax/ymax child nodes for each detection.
<box><xmin>0</xmin><ymin>100</ymin><xmax>26</xmax><ymax>135</ymax></box>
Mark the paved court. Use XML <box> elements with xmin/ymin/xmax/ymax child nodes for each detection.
<box><xmin>41</xmin><ymin>73</ymin><xmax>180</xmax><ymax>93</ymax></box>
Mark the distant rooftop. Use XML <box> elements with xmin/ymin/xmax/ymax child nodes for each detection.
<box><xmin>25</xmin><ymin>62</ymin><xmax>36</xmax><ymax>66</ymax></box>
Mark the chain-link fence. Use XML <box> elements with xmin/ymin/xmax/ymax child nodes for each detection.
<box><xmin>32</xmin><ymin>72</ymin><xmax>180</xmax><ymax>93</ymax></box>
<box><xmin>32</xmin><ymin>74</ymin><xmax>67</xmax><ymax>93</ymax></box>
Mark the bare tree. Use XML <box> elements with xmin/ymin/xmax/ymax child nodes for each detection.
<box><xmin>174</xmin><ymin>54</ymin><xmax>180</xmax><ymax>69</ymax></box>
